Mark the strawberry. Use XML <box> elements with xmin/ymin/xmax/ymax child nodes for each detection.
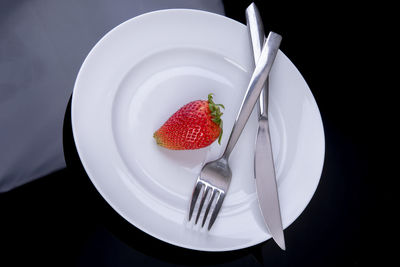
<box><xmin>153</xmin><ymin>93</ymin><xmax>224</xmax><ymax>150</ymax></box>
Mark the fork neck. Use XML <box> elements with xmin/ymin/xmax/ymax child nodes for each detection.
<box><xmin>219</xmin><ymin>155</ymin><xmax>229</xmax><ymax>164</ymax></box>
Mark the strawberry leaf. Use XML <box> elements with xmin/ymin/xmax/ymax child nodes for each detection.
<box><xmin>207</xmin><ymin>93</ymin><xmax>224</xmax><ymax>145</ymax></box>
<box><xmin>218</xmin><ymin>122</ymin><xmax>223</xmax><ymax>144</ymax></box>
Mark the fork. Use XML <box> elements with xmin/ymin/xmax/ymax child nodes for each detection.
<box><xmin>188</xmin><ymin>32</ymin><xmax>282</xmax><ymax>230</ymax></box>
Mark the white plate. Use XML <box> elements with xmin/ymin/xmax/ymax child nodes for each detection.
<box><xmin>72</xmin><ymin>9</ymin><xmax>325</xmax><ymax>251</ymax></box>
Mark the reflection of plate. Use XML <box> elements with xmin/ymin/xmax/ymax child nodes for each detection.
<box><xmin>72</xmin><ymin>9</ymin><xmax>325</xmax><ymax>251</ymax></box>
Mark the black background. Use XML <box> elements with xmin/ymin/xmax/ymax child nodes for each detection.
<box><xmin>1</xmin><ymin>1</ymin><xmax>384</xmax><ymax>266</ymax></box>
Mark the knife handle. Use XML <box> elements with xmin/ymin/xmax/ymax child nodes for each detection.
<box><xmin>246</xmin><ymin>3</ymin><xmax>269</xmax><ymax>117</ymax></box>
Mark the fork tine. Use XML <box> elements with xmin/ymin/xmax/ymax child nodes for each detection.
<box><xmin>201</xmin><ymin>188</ymin><xmax>217</xmax><ymax>227</ymax></box>
<box><xmin>188</xmin><ymin>181</ymin><xmax>203</xmax><ymax>221</ymax></box>
<box><xmin>195</xmin><ymin>186</ymin><xmax>210</xmax><ymax>224</ymax></box>
<box><xmin>207</xmin><ymin>191</ymin><xmax>225</xmax><ymax>230</ymax></box>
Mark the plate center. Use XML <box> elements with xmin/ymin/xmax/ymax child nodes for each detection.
<box><xmin>112</xmin><ymin>47</ymin><xmax>284</xmax><ymax>213</ymax></box>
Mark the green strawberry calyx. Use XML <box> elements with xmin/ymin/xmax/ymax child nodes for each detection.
<box><xmin>208</xmin><ymin>93</ymin><xmax>224</xmax><ymax>144</ymax></box>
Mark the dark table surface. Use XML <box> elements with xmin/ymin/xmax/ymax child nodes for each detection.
<box><xmin>1</xmin><ymin>0</ymin><xmax>386</xmax><ymax>266</ymax></box>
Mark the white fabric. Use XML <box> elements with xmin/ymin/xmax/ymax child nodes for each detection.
<box><xmin>0</xmin><ymin>0</ymin><xmax>225</xmax><ymax>192</ymax></box>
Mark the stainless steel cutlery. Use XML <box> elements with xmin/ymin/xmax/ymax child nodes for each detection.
<box><xmin>188</xmin><ymin>29</ymin><xmax>282</xmax><ymax>231</ymax></box>
<box><xmin>246</xmin><ymin>2</ymin><xmax>286</xmax><ymax>250</ymax></box>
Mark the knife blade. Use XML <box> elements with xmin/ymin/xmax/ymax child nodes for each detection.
<box><xmin>245</xmin><ymin>3</ymin><xmax>285</xmax><ymax>250</ymax></box>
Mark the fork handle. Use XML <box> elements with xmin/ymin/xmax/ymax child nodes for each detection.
<box><xmin>222</xmin><ymin>32</ymin><xmax>282</xmax><ymax>160</ymax></box>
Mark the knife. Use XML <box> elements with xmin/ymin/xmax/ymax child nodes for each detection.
<box><xmin>245</xmin><ymin>3</ymin><xmax>286</xmax><ymax>250</ymax></box>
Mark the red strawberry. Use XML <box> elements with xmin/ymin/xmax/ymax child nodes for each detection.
<box><xmin>153</xmin><ymin>93</ymin><xmax>224</xmax><ymax>150</ymax></box>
